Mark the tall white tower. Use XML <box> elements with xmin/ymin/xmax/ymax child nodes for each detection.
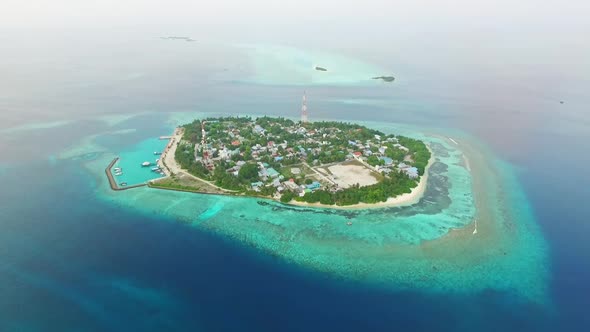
<box><xmin>301</xmin><ymin>91</ymin><xmax>308</xmax><ymax>123</ymax></box>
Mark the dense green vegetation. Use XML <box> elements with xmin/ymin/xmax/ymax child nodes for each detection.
<box><xmin>172</xmin><ymin>116</ymin><xmax>431</xmax><ymax>206</ymax></box>
<box><xmin>295</xmin><ymin>169</ymin><xmax>417</xmax><ymax>205</ymax></box>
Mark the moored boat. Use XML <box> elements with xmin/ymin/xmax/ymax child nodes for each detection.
<box><xmin>141</xmin><ymin>161</ymin><xmax>151</xmax><ymax>167</ymax></box>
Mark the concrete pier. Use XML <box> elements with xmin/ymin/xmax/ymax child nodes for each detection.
<box><xmin>105</xmin><ymin>157</ymin><xmax>147</xmax><ymax>191</ymax></box>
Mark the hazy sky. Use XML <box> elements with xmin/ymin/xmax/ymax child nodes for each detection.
<box><xmin>0</xmin><ymin>0</ymin><xmax>588</xmax><ymax>136</ymax></box>
<box><xmin>2</xmin><ymin>0</ymin><xmax>589</xmax><ymax>29</ymax></box>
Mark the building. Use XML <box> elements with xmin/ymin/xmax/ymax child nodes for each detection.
<box><xmin>253</xmin><ymin>125</ymin><xmax>265</xmax><ymax>134</ymax></box>
<box><xmin>301</xmin><ymin>91</ymin><xmax>308</xmax><ymax>123</ymax></box>
<box><xmin>379</xmin><ymin>156</ymin><xmax>394</xmax><ymax>165</ymax></box>
<box><xmin>405</xmin><ymin>167</ymin><xmax>419</xmax><ymax>179</ymax></box>
<box><xmin>266</xmin><ymin>168</ymin><xmax>280</xmax><ymax>178</ymax></box>
<box><xmin>306</xmin><ymin>181</ymin><xmax>321</xmax><ymax>191</ymax></box>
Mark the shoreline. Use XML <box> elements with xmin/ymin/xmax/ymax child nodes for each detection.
<box><xmin>150</xmin><ymin>127</ymin><xmax>434</xmax><ymax>210</ymax></box>
<box><xmin>284</xmin><ymin>148</ymin><xmax>433</xmax><ymax>210</ymax></box>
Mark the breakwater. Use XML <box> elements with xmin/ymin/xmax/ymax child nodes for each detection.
<box><xmin>105</xmin><ymin>157</ymin><xmax>147</xmax><ymax>191</ymax></box>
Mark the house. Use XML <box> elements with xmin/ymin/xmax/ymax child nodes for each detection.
<box><xmin>231</xmin><ymin>140</ymin><xmax>241</xmax><ymax>146</ymax></box>
<box><xmin>251</xmin><ymin>181</ymin><xmax>264</xmax><ymax>188</ymax></box>
<box><xmin>353</xmin><ymin>151</ymin><xmax>362</xmax><ymax>157</ymax></box>
<box><xmin>306</xmin><ymin>181</ymin><xmax>321</xmax><ymax>191</ymax></box>
<box><xmin>253</xmin><ymin>125</ymin><xmax>265</xmax><ymax>134</ymax></box>
<box><xmin>394</xmin><ymin>143</ymin><xmax>409</xmax><ymax>152</ymax></box>
<box><xmin>363</xmin><ymin>149</ymin><xmax>373</xmax><ymax>156</ymax></box>
<box><xmin>398</xmin><ymin>162</ymin><xmax>409</xmax><ymax>169</ymax></box>
<box><xmin>405</xmin><ymin>167</ymin><xmax>419</xmax><ymax>179</ymax></box>
<box><xmin>274</xmin><ymin>156</ymin><xmax>284</xmax><ymax>162</ymax></box>
<box><xmin>379</xmin><ymin>156</ymin><xmax>394</xmax><ymax>165</ymax></box>
<box><xmin>266</xmin><ymin>168</ymin><xmax>280</xmax><ymax>178</ymax></box>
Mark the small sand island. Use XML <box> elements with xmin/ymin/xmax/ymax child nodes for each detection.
<box><xmin>150</xmin><ymin>115</ymin><xmax>431</xmax><ymax>208</ymax></box>
<box><xmin>372</xmin><ymin>76</ymin><xmax>395</xmax><ymax>82</ymax></box>
<box><xmin>160</xmin><ymin>36</ymin><xmax>195</xmax><ymax>42</ymax></box>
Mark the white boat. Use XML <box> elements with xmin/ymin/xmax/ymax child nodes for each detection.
<box><xmin>151</xmin><ymin>167</ymin><xmax>161</xmax><ymax>171</ymax></box>
<box><xmin>141</xmin><ymin>161</ymin><xmax>151</xmax><ymax>167</ymax></box>
<box><xmin>154</xmin><ymin>151</ymin><xmax>162</xmax><ymax>155</ymax></box>
<box><xmin>155</xmin><ymin>158</ymin><xmax>160</xmax><ymax>162</ymax></box>
<box><xmin>115</xmin><ymin>172</ymin><xmax>123</xmax><ymax>176</ymax></box>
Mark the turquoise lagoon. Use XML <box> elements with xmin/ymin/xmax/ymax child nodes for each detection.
<box><xmin>61</xmin><ymin>112</ymin><xmax>549</xmax><ymax>304</ymax></box>
<box><xmin>218</xmin><ymin>44</ymin><xmax>389</xmax><ymax>86</ymax></box>
<box><xmin>109</xmin><ymin>138</ymin><xmax>168</xmax><ymax>186</ymax></box>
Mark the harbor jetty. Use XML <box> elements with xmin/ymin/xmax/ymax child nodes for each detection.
<box><xmin>105</xmin><ymin>157</ymin><xmax>147</xmax><ymax>191</ymax></box>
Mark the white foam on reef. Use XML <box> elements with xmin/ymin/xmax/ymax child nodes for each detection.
<box><xmin>74</xmin><ymin>112</ymin><xmax>549</xmax><ymax>304</ymax></box>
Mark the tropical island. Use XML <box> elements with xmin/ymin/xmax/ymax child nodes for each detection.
<box><xmin>372</xmin><ymin>76</ymin><xmax>395</xmax><ymax>82</ymax></box>
<box><xmin>151</xmin><ymin>116</ymin><xmax>431</xmax><ymax>208</ymax></box>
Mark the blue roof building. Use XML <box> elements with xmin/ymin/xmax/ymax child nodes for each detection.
<box><xmin>251</xmin><ymin>181</ymin><xmax>264</xmax><ymax>188</ymax></box>
<box><xmin>380</xmin><ymin>156</ymin><xmax>394</xmax><ymax>165</ymax></box>
<box><xmin>306</xmin><ymin>181</ymin><xmax>321</xmax><ymax>190</ymax></box>
<box><xmin>405</xmin><ymin>167</ymin><xmax>419</xmax><ymax>179</ymax></box>
<box><xmin>254</xmin><ymin>125</ymin><xmax>265</xmax><ymax>134</ymax></box>
<box><xmin>266</xmin><ymin>168</ymin><xmax>280</xmax><ymax>178</ymax></box>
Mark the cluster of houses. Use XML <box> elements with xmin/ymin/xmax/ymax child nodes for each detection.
<box><xmin>347</xmin><ymin>136</ymin><xmax>419</xmax><ymax>179</ymax></box>
<box><xmin>250</xmin><ymin>162</ymin><xmax>322</xmax><ymax>196</ymax></box>
<box><xmin>193</xmin><ymin>119</ymin><xmax>420</xmax><ymax>194</ymax></box>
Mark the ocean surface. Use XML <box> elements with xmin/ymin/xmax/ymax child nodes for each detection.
<box><xmin>0</xmin><ymin>37</ymin><xmax>589</xmax><ymax>331</ymax></box>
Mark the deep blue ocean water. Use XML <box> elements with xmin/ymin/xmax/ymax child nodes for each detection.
<box><xmin>0</xmin><ymin>38</ymin><xmax>589</xmax><ymax>331</ymax></box>
<box><xmin>0</xmin><ymin>158</ymin><xmax>556</xmax><ymax>331</ymax></box>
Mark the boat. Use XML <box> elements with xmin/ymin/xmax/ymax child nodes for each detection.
<box><xmin>114</xmin><ymin>172</ymin><xmax>123</xmax><ymax>176</ymax></box>
<box><xmin>120</xmin><ymin>182</ymin><xmax>128</xmax><ymax>186</ymax></box>
<box><xmin>114</xmin><ymin>167</ymin><xmax>122</xmax><ymax>171</ymax></box>
<box><xmin>154</xmin><ymin>151</ymin><xmax>162</xmax><ymax>155</ymax></box>
<box><xmin>155</xmin><ymin>158</ymin><xmax>160</xmax><ymax>162</ymax></box>
<box><xmin>141</xmin><ymin>161</ymin><xmax>151</xmax><ymax>167</ymax></box>
<box><xmin>151</xmin><ymin>167</ymin><xmax>161</xmax><ymax>172</ymax></box>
